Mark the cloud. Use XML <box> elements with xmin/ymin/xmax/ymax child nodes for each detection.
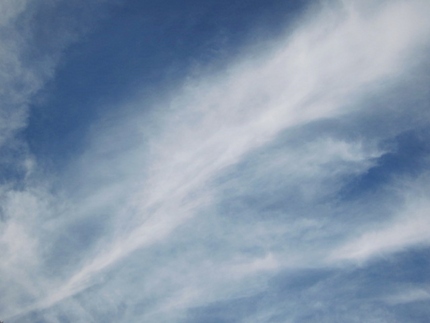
<box><xmin>329</xmin><ymin>174</ymin><xmax>430</xmax><ymax>263</ymax></box>
<box><xmin>2</xmin><ymin>0</ymin><xmax>430</xmax><ymax>321</ymax></box>
<box><xmin>384</xmin><ymin>287</ymin><xmax>430</xmax><ymax>305</ymax></box>
<box><xmin>0</xmin><ymin>0</ymin><xmax>120</xmax><ymax>320</ymax></box>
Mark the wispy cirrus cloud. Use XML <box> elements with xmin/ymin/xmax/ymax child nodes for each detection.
<box><xmin>2</xmin><ymin>0</ymin><xmax>430</xmax><ymax>322</ymax></box>
<box><xmin>50</xmin><ymin>0</ymin><xmax>428</xmax><ymax>292</ymax></box>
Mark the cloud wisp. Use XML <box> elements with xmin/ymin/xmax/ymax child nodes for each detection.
<box><xmin>330</xmin><ymin>174</ymin><xmax>430</xmax><ymax>263</ymax></box>
<box><xmin>2</xmin><ymin>0</ymin><xmax>430</xmax><ymax>322</ymax></box>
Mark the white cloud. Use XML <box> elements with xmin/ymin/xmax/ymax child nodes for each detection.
<box><xmin>3</xmin><ymin>0</ymin><xmax>430</xmax><ymax>321</ymax></box>
<box><xmin>0</xmin><ymin>0</ymin><xmax>120</xmax><ymax>320</ymax></box>
<box><xmin>329</xmin><ymin>175</ymin><xmax>430</xmax><ymax>263</ymax></box>
<box><xmin>384</xmin><ymin>286</ymin><xmax>430</xmax><ymax>305</ymax></box>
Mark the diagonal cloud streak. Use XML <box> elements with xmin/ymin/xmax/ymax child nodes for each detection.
<box><xmin>21</xmin><ymin>0</ymin><xmax>430</xmax><ymax>316</ymax></box>
<box><xmin>2</xmin><ymin>0</ymin><xmax>430</xmax><ymax>321</ymax></box>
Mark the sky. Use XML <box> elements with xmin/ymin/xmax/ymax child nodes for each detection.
<box><xmin>1</xmin><ymin>0</ymin><xmax>430</xmax><ymax>322</ymax></box>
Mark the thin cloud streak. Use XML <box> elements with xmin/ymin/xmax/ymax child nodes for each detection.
<box><xmin>384</xmin><ymin>287</ymin><xmax>430</xmax><ymax>305</ymax></box>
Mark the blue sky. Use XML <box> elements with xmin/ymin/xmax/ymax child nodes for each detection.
<box><xmin>1</xmin><ymin>0</ymin><xmax>430</xmax><ymax>322</ymax></box>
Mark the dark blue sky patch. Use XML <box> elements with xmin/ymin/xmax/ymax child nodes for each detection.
<box><xmin>362</xmin><ymin>247</ymin><xmax>430</xmax><ymax>285</ymax></box>
<box><xmin>24</xmin><ymin>0</ymin><xmax>309</xmax><ymax>171</ymax></box>
<box><xmin>341</xmin><ymin>128</ymin><xmax>430</xmax><ymax>199</ymax></box>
